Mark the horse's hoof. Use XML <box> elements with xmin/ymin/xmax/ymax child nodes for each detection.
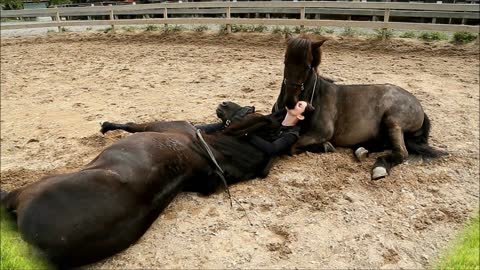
<box><xmin>323</xmin><ymin>142</ymin><xmax>336</xmax><ymax>153</ymax></box>
<box><xmin>372</xmin><ymin>167</ymin><xmax>388</xmax><ymax>180</ymax></box>
<box><xmin>99</xmin><ymin>121</ymin><xmax>111</xmax><ymax>135</ymax></box>
<box><xmin>355</xmin><ymin>147</ymin><xmax>369</xmax><ymax>162</ymax></box>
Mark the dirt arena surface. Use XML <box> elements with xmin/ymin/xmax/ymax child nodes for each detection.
<box><xmin>1</xmin><ymin>31</ymin><xmax>479</xmax><ymax>269</ymax></box>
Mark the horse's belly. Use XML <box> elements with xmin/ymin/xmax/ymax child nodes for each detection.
<box><xmin>332</xmin><ymin>126</ymin><xmax>380</xmax><ymax>147</ymax></box>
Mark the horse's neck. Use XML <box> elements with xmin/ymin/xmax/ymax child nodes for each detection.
<box><xmin>301</xmin><ymin>70</ymin><xmax>321</xmax><ymax>103</ymax></box>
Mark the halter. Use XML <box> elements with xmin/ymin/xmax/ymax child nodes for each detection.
<box><xmin>283</xmin><ymin>78</ymin><xmax>304</xmax><ymax>92</ymax></box>
<box><xmin>222</xmin><ymin>106</ymin><xmax>255</xmax><ymax>128</ymax></box>
<box><xmin>224</xmin><ymin>119</ymin><xmax>231</xmax><ymax>128</ymax></box>
<box><xmin>276</xmin><ymin>68</ymin><xmax>318</xmax><ymax>111</ymax></box>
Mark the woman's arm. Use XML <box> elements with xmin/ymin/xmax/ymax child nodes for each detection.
<box><xmin>248</xmin><ymin>133</ymin><xmax>298</xmax><ymax>156</ymax></box>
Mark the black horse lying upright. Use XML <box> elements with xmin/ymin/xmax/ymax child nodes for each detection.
<box><xmin>273</xmin><ymin>37</ymin><xmax>447</xmax><ymax>179</ymax></box>
<box><xmin>0</xmin><ymin>102</ymin><xmax>271</xmax><ymax>267</ymax></box>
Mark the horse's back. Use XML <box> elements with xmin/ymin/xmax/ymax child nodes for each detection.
<box><xmin>144</xmin><ymin>120</ymin><xmax>198</xmax><ymax>136</ymax></box>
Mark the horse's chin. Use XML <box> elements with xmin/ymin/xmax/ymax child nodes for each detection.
<box><xmin>216</xmin><ymin>107</ymin><xmax>224</xmax><ymax>119</ymax></box>
<box><xmin>285</xmin><ymin>99</ymin><xmax>298</xmax><ymax>110</ymax></box>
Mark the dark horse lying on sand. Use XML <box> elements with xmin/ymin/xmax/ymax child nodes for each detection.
<box><xmin>0</xmin><ymin>101</ymin><xmax>276</xmax><ymax>267</ymax></box>
<box><xmin>273</xmin><ymin>37</ymin><xmax>447</xmax><ymax>180</ymax></box>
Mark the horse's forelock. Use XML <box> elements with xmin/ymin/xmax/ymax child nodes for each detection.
<box><xmin>286</xmin><ymin>38</ymin><xmax>313</xmax><ymax>65</ymax></box>
<box><xmin>286</xmin><ymin>37</ymin><xmax>323</xmax><ymax>70</ymax></box>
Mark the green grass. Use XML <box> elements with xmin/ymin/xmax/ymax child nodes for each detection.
<box><xmin>165</xmin><ymin>24</ymin><xmax>185</xmax><ymax>32</ymax></box>
<box><xmin>452</xmin><ymin>31</ymin><xmax>478</xmax><ymax>44</ymax></box>
<box><xmin>400</xmin><ymin>31</ymin><xmax>416</xmax><ymax>38</ymax></box>
<box><xmin>340</xmin><ymin>27</ymin><xmax>358</xmax><ymax>37</ymax></box>
<box><xmin>373</xmin><ymin>28</ymin><xmax>395</xmax><ymax>39</ymax></box>
<box><xmin>252</xmin><ymin>24</ymin><xmax>267</xmax><ymax>33</ymax></box>
<box><xmin>193</xmin><ymin>25</ymin><xmax>209</xmax><ymax>32</ymax></box>
<box><xmin>324</xmin><ymin>28</ymin><xmax>335</xmax><ymax>34</ymax></box>
<box><xmin>221</xmin><ymin>24</ymin><xmax>267</xmax><ymax>33</ymax></box>
<box><xmin>145</xmin><ymin>24</ymin><xmax>159</xmax><ymax>31</ymax></box>
<box><xmin>1</xmin><ymin>208</ymin><xmax>52</xmax><ymax>270</ymax></box>
<box><xmin>103</xmin><ymin>26</ymin><xmax>114</xmax><ymax>33</ymax></box>
<box><xmin>293</xmin><ymin>25</ymin><xmax>307</xmax><ymax>34</ymax></box>
<box><xmin>435</xmin><ymin>213</ymin><xmax>480</xmax><ymax>270</ymax></box>
<box><xmin>419</xmin><ymin>31</ymin><xmax>449</xmax><ymax>41</ymax></box>
<box><xmin>308</xmin><ymin>26</ymin><xmax>324</xmax><ymax>35</ymax></box>
<box><xmin>122</xmin><ymin>26</ymin><xmax>137</xmax><ymax>32</ymax></box>
<box><xmin>271</xmin><ymin>26</ymin><xmax>282</xmax><ymax>34</ymax></box>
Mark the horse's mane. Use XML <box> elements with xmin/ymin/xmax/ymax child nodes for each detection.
<box><xmin>286</xmin><ymin>37</ymin><xmax>324</xmax><ymax>72</ymax></box>
<box><xmin>203</xmin><ymin>128</ymin><xmax>269</xmax><ymax>183</ymax></box>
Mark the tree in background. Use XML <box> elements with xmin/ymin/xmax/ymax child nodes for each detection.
<box><xmin>48</xmin><ymin>0</ymin><xmax>72</xmax><ymax>7</ymax></box>
<box><xmin>0</xmin><ymin>0</ymin><xmax>23</xmax><ymax>10</ymax></box>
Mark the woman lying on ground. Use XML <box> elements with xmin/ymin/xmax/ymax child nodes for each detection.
<box><xmin>195</xmin><ymin>101</ymin><xmax>314</xmax><ymax>156</ymax></box>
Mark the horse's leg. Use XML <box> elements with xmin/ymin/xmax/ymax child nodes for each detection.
<box><xmin>371</xmin><ymin>121</ymin><xmax>408</xmax><ymax>180</ymax></box>
<box><xmin>258</xmin><ymin>158</ymin><xmax>275</xmax><ymax>179</ymax></box>
<box><xmin>292</xmin><ymin>134</ymin><xmax>335</xmax><ymax>154</ymax></box>
<box><xmin>100</xmin><ymin>121</ymin><xmax>155</xmax><ymax>134</ymax></box>
<box><xmin>353</xmin><ymin>136</ymin><xmax>391</xmax><ymax>162</ymax></box>
<box><xmin>354</xmin><ymin>147</ymin><xmax>369</xmax><ymax>161</ymax></box>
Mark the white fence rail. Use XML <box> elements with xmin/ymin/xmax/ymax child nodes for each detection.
<box><xmin>1</xmin><ymin>1</ymin><xmax>479</xmax><ymax>33</ymax></box>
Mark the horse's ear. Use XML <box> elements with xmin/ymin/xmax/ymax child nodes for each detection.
<box><xmin>311</xmin><ymin>39</ymin><xmax>328</xmax><ymax>69</ymax></box>
<box><xmin>311</xmin><ymin>39</ymin><xmax>328</xmax><ymax>50</ymax></box>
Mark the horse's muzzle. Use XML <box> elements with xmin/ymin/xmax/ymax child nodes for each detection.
<box><xmin>284</xmin><ymin>94</ymin><xmax>299</xmax><ymax>110</ymax></box>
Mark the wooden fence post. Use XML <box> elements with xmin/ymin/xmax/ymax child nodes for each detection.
<box><xmin>226</xmin><ymin>6</ymin><xmax>231</xmax><ymax>33</ymax></box>
<box><xmin>87</xmin><ymin>3</ymin><xmax>93</xmax><ymax>21</ymax></box>
<box><xmin>382</xmin><ymin>8</ymin><xmax>390</xmax><ymax>40</ymax></box>
<box><xmin>55</xmin><ymin>5</ymin><xmax>61</xmax><ymax>32</ymax></box>
<box><xmin>300</xmin><ymin>7</ymin><xmax>305</xmax><ymax>29</ymax></box>
<box><xmin>164</xmin><ymin>7</ymin><xmax>168</xmax><ymax>29</ymax></box>
<box><xmin>109</xmin><ymin>4</ymin><xmax>115</xmax><ymax>30</ymax></box>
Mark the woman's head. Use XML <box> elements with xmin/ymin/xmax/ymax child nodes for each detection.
<box><xmin>286</xmin><ymin>101</ymin><xmax>315</xmax><ymax>121</ymax></box>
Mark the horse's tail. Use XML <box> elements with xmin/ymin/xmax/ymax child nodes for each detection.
<box><xmin>1</xmin><ymin>189</ymin><xmax>19</xmax><ymax>213</ymax></box>
<box><xmin>0</xmin><ymin>189</ymin><xmax>8</xmax><ymax>206</ymax></box>
<box><xmin>405</xmin><ymin>113</ymin><xmax>448</xmax><ymax>159</ymax></box>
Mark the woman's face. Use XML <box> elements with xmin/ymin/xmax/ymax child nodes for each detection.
<box><xmin>289</xmin><ymin>101</ymin><xmax>308</xmax><ymax>116</ymax></box>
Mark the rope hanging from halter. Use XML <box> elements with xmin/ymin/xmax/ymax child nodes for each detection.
<box><xmin>195</xmin><ymin>129</ymin><xmax>253</xmax><ymax>225</ymax></box>
<box><xmin>310</xmin><ymin>72</ymin><xmax>318</xmax><ymax>104</ymax></box>
<box><xmin>195</xmin><ymin>129</ymin><xmax>232</xmax><ymax>206</ymax></box>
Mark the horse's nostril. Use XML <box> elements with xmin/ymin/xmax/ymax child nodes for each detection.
<box><xmin>221</xmin><ymin>102</ymin><xmax>228</xmax><ymax>106</ymax></box>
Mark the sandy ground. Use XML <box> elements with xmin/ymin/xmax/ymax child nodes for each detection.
<box><xmin>1</xmin><ymin>31</ymin><xmax>479</xmax><ymax>269</ymax></box>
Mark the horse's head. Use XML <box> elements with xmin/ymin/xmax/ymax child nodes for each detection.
<box><xmin>282</xmin><ymin>37</ymin><xmax>327</xmax><ymax>109</ymax></box>
<box><xmin>216</xmin><ymin>101</ymin><xmax>255</xmax><ymax>127</ymax></box>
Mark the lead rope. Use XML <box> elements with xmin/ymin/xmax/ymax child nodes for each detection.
<box><xmin>195</xmin><ymin>129</ymin><xmax>253</xmax><ymax>226</ymax></box>
<box><xmin>310</xmin><ymin>73</ymin><xmax>318</xmax><ymax>104</ymax></box>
